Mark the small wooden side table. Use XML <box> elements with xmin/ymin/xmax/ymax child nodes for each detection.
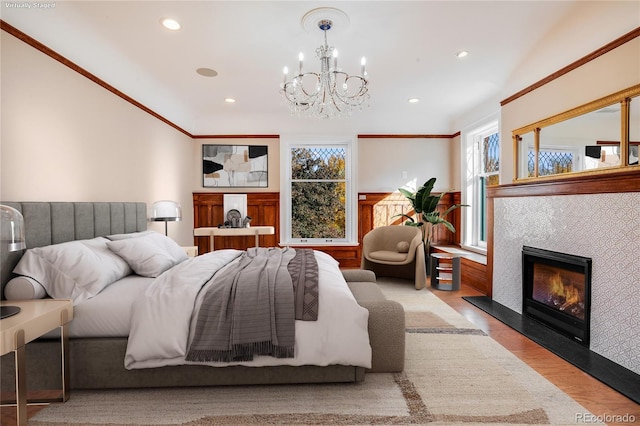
<box><xmin>0</xmin><ymin>299</ymin><xmax>73</xmax><ymax>426</ymax></box>
<box><xmin>194</xmin><ymin>226</ymin><xmax>275</xmax><ymax>252</ymax></box>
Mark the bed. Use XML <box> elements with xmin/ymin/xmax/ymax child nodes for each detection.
<box><xmin>1</xmin><ymin>202</ymin><xmax>405</xmax><ymax>390</ymax></box>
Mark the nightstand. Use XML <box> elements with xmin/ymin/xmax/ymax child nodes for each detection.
<box><xmin>0</xmin><ymin>299</ymin><xmax>73</xmax><ymax>426</ymax></box>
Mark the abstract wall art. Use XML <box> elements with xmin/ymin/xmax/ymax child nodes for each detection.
<box><xmin>202</xmin><ymin>145</ymin><xmax>268</xmax><ymax>187</ymax></box>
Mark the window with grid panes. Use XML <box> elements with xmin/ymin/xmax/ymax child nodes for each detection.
<box><xmin>280</xmin><ymin>136</ymin><xmax>357</xmax><ymax>245</ymax></box>
<box><xmin>462</xmin><ymin>118</ymin><xmax>499</xmax><ymax>252</ymax></box>
<box><xmin>528</xmin><ymin>149</ymin><xmax>575</xmax><ymax>177</ymax></box>
<box><xmin>477</xmin><ymin>131</ymin><xmax>499</xmax><ymax>243</ymax></box>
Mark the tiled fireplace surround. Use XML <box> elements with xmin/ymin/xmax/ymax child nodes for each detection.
<box><xmin>492</xmin><ymin>191</ymin><xmax>639</xmax><ymax>375</ymax></box>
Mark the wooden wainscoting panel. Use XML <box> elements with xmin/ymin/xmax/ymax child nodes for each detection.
<box><xmin>246</xmin><ymin>193</ymin><xmax>279</xmax><ymax>249</ymax></box>
<box><xmin>357</xmin><ymin>192</ymin><xmax>411</xmax><ymax>237</ymax></box>
<box><xmin>193</xmin><ymin>193</ymin><xmax>280</xmax><ymax>254</ymax></box>
<box><xmin>282</xmin><ymin>245</ymin><xmax>361</xmax><ymax>269</ymax></box>
<box><xmin>460</xmin><ymin>257</ymin><xmax>489</xmax><ymax>295</ymax></box>
<box><xmin>451</xmin><ymin>191</ymin><xmax>463</xmax><ymax>247</ymax></box>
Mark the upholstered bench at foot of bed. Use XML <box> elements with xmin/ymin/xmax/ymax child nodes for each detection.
<box><xmin>341</xmin><ymin>269</ymin><xmax>405</xmax><ymax>373</ymax></box>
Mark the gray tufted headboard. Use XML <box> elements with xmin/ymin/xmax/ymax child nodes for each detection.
<box><xmin>1</xmin><ymin>202</ymin><xmax>147</xmax><ymax>297</ymax></box>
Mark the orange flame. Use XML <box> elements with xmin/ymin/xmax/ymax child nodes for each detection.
<box><xmin>549</xmin><ymin>273</ymin><xmax>581</xmax><ymax>311</ymax></box>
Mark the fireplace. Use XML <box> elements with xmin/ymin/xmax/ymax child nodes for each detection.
<box><xmin>522</xmin><ymin>246</ymin><xmax>592</xmax><ymax>346</ymax></box>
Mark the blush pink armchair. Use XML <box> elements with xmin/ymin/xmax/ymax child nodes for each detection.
<box><xmin>361</xmin><ymin>225</ymin><xmax>427</xmax><ymax>290</ymax></box>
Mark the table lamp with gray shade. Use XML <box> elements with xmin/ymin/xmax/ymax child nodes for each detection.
<box><xmin>1</xmin><ymin>205</ymin><xmax>26</xmax><ymax>319</ymax></box>
<box><xmin>150</xmin><ymin>200</ymin><xmax>182</xmax><ymax>236</ymax></box>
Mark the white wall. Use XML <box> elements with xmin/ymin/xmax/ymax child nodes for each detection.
<box><xmin>448</xmin><ymin>1</ymin><xmax>640</xmax><ymax>184</ymax></box>
<box><xmin>357</xmin><ymin>138</ymin><xmax>454</xmax><ymax>193</ymax></box>
<box><xmin>0</xmin><ymin>32</ymin><xmax>194</xmax><ymax>246</ymax></box>
<box><xmin>501</xmin><ymin>1</ymin><xmax>640</xmax><ymax>105</ymax></box>
<box><xmin>191</xmin><ymin>137</ymin><xmax>456</xmax><ymax>195</ymax></box>
<box><xmin>1</xmin><ymin>31</ymin><xmax>459</xmax><ymax>249</ymax></box>
<box><xmin>500</xmin><ymin>37</ymin><xmax>640</xmax><ymax>183</ymax></box>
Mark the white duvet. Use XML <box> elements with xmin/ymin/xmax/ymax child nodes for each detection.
<box><xmin>125</xmin><ymin>249</ymin><xmax>372</xmax><ymax>370</ymax></box>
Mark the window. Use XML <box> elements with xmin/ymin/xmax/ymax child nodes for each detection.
<box><xmin>462</xmin><ymin>117</ymin><xmax>499</xmax><ymax>252</ymax></box>
<box><xmin>534</xmin><ymin>148</ymin><xmax>574</xmax><ymax>176</ymax></box>
<box><xmin>280</xmin><ymin>135</ymin><xmax>357</xmax><ymax>245</ymax></box>
<box><xmin>522</xmin><ymin>145</ymin><xmax>579</xmax><ymax>177</ymax></box>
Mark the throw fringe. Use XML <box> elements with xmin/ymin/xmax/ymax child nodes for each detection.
<box><xmin>186</xmin><ymin>341</ymin><xmax>295</xmax><ymax>363</ymax></box>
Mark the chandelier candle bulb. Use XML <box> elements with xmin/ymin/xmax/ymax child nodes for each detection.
<box><xmin>283</xmin><ymin>66</ymin><xmax>288</xmax><ymax>85</ymax></box>
<box><xmin>298</xmin><ymin>52</ymin><xmax>304</xmax><ymax>74</ymax></box>
<box><xmin>361</xmin><ymin>57</ymin><xmax>366</xmax><ymax>75</ymax></box>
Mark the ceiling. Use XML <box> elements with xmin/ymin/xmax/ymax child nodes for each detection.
<box><xmin>1</xmin><ymin>1</ymin><xmax>635</xmax><ymax>135</ymax></box>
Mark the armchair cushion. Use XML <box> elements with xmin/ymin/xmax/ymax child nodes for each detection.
<box><xmin>369</xmin><ymin>250</ymin><xmax>409</xmax><ymax>263</ymax></box>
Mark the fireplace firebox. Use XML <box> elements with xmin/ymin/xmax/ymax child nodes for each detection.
<box><xmin>522</xmin><ymin>246</ymin><xmax>592</xmax><ymax>346</ymax></box>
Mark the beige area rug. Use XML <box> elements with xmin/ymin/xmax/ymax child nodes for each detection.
<box><xmin>30</xmin><ymin>278</ymin><xmax>602</xmax><ymax>426</ymax></box>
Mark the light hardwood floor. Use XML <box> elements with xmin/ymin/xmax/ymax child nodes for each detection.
<box><xmin>2</xmin><ymin>282</ymin><xmax>638</xmax><ymax>426</ymax></box>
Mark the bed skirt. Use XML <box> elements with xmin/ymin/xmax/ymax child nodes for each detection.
<box><xmin>1</xmin><ymin>337</ymin><xmax>364</xmax><ymax>390</ymax></box>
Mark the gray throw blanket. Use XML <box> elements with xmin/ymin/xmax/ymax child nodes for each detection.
<box><xmin>186</xmin><ymin>247</ymin><xmax>297</xmax><ymax>363</ymax></box>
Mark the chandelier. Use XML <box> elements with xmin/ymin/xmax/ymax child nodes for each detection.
<box><xmin>280</xmin><ymin>19</ymin><xmax>369</xmax><ymax>119</ymax></box>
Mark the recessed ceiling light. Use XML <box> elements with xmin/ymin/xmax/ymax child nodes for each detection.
<box><xmin>408</xmin><ymin>98</ymin><xmax>420</xmax><ymax>103</ymax></box>
<box><xmin>225</xmin><ymin>98</ymin><xmax>236</xmax><ymax>103</ymax></box>
<box><xmin>160</xmin><ymin>18</ymin><xmax>181</xmax><ymax>31</ymax></box>
<box><xmin>456</xmin><ymin>50</ymin><xmax>469</xmax><ymax>58</ymax></box>
<box><xmin>196</xmin><ymin>68</ymin><xmax>218</xmax><ymax>77</ymax></box>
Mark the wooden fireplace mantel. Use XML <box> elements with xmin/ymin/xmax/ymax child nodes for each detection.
<box><xmin>487</xmin><ymin>168</ymin><xmax>640</xmax><ymax>199</ymax></box>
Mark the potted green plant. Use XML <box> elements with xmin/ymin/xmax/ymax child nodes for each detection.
<box><xmin>396</xmin><ymin>177</ymin><xmax>467</xmax><ymax>262</ymax></box>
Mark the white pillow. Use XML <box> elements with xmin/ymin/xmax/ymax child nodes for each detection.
<box><xmin>12</xmin><ymin>237</ymin><xmax>132</xmax><ymax>304</ymax></box>
<box><xmin>106</xmin><ymin>230</ymin><xmax>155</xmax><ymax>241</ymax></box>
<box><xmin>106</xmin><ymin>232</ymin><xmax>188</xmax><ymax>278</ymax></box>
<box><xmin>4</xmin><ymin>276</ymin><xmax>47</xmax><ymax>300</ymax></box>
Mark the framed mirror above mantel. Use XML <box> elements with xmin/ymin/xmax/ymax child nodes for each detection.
<box><xmin>513</xmin><ymin>83</ymin><xmax>640</xmax><ymax>181</ymax></box>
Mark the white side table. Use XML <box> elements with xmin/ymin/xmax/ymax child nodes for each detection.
<box><xmin>0</xmin><ymin>299</ymin><xmax>73</xmax><ymax>426</ymax></box>
<box><xmin>194</xmin><ymin>226</ymin><xmax>275</xmax><ymax>252</ymax></box>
